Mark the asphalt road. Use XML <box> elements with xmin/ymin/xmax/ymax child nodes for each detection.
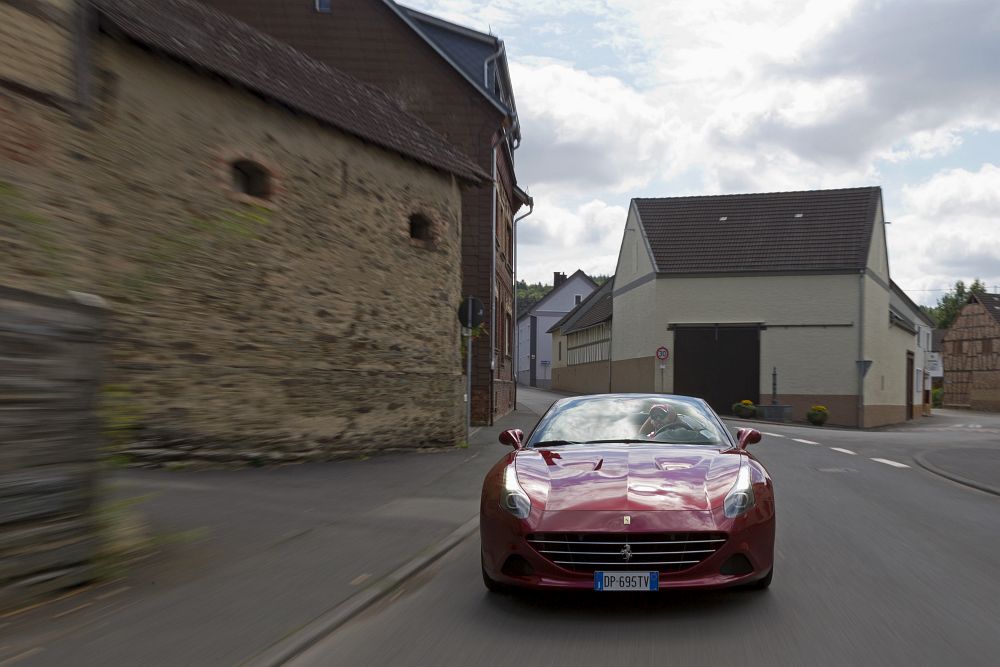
<box><xmin>292</xmin><ymin>388</ymin><xmax>1000</xmax><ymax>667</ymax></box>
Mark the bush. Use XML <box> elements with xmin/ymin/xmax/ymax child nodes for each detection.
<box><xmin>732</xmin><ymin>400</ymin><xmax>756</xmax><ymax>418</ymax></box>
<box><xmin>806</xmin><ymin>405</ymin><xmax>828</xmax><ymax>426</ymax></box>
<box><xmin>931</xmin><ymin>387</ymin><xmax>943</xmax><ymax>408</ymax></box>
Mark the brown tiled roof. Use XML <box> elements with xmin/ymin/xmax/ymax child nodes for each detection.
<box><xmin>975</xmin><ymin>293</ymin><xmax>1000</xmax><ymax>326</ymax></box>
<box><xmin>92</xmin><ymin>0</ymin><xmax>487</xmax><ymax>184</ymax></box>
<box><xmin>634</xmin><ymin>187</ymin><xmax>881</xmax><ymax>274</ymax></box>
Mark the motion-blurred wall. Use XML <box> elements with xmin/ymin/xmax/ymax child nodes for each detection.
<box><xmin>0</xmin><ymin>287</ymin><xmax>105</xmax><ymax>612</ymax></box>
<box><xmin>1</xmin><ymin>0</ymin><xmax>466</xmax><ymax>465</ymax></box>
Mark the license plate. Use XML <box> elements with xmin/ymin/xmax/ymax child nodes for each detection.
<box><xmin>594</xmin><ymin>571</ymin><xmax>659</xmax><ymax>591</ymax></box>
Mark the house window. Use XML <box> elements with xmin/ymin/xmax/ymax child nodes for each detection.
<box><xmin>231</xmin><ymin>160</ymin><xmax>272</xmax><ymax>199</ymax></box>
<box><xmin>409</xmin><ymin>214</ymin><xmax>433</xmax><ymax>243</ymax></box>
<box><xmin>575</xmin><ymin>295</ymin><xmax>582</xmax><ymax>305</ymax></box>
<box><xmin>315</xmin><ymin>0</ymin><xmax>332</xmax><ymax>12</ymax></box>
<box><xmin>558</xmin><ymin>341</ymin><xmax>562</xmax><ymax>361</ymax></box>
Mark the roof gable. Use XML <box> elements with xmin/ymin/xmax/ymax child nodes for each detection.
<box><xmin>93</xmin><ymin>0</ymin><xmax>487</xmax><ymax>184</ymax></box>
<box><xmin>549</xmin><ymin>278</ymin><xmax>614</xmax><ymax>334</ymax></box>
<box><xmin>974</xmin><ymin>293</ymin><xmax>1000</xmax><ymax>327</ymax></box>
<box><xmin>519</xmin><ymin>270</ymin><xmax>597</xmax><ymax>321</ymax></box>
<box><xmin>633</xmin><ymin>186</ymin><xmax>881</xmax><ymax>275</ymax></box>
<box><xmin>390</xmin><ymin>2</ymin><xmax>518</xmax><ymax>136</ymax></box>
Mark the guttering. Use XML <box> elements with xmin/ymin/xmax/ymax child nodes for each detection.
<box><xmin>489</xmin><ymin>143</ymin><xmax>498</xmax><ymax>424</ymax></box>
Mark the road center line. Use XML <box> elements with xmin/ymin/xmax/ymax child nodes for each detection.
<box><xmin>830</xmin><ymin>447</ymin><xmax>857</xmax><ymax>455</ymax></box>
<box><xmin>871</xmin><ymin>457</ymin><xmax>910</xmax><ymax>468</ymax></box>
<box><xmin>761</xmin><ymin>432</ymin><xmax>785</xmax><ymax>438</ymax></box>
<box><xmin>793</xmin><ymin>438</ymin><xmax>820</xmax><ymax>445</ymax></box>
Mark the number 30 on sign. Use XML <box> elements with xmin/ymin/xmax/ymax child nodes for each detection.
<box><xmin>656</xmin><ymin>346</ymin><xmax>669</xmax><ymax>361</ymax></box>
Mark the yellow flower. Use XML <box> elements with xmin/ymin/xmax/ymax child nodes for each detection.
<box><xmin>809</xmin><ymin>405</ymin><xmax>828</xmax><ymax>412</ymax></box>
<box><xmin>740</xmin><ymin>399</ymin><xmax>754</xmax><ymax>406</ymax></box>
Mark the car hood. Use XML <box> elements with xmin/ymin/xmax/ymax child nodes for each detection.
<box><xmin>515</xmin><ymin>444</ymin><xmax>741</xmax><ymax>512</ymax></box>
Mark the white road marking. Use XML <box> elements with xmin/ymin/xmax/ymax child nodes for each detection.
<box><xmin>871</xmin><ymin>458</ymin><xmax>910</xmax><ymax>468</ymax></box>
<box><xmin>52</xmin><ymin>603</ymin><xmax>92</xmax><ymax>619</ymax></box>
<box><xmin>0</xmin><ymin>648</ymin><xmax>44</xmax><ymax>666</ymax></box>
<box><xmin>793</xmin><ymin>438</ymin><xmax>820</xmax><ymax>445</ymax></box>
<box><xmin>830</xmin><ymin>447</ymin><xmax>857</xmax><ymax>455</ymax></box>
<box><xmin>761</xmin><ymin>432</ymin><xmax>786</xmax><ymax>438</ymax></box>
<box><xmin>350</xmin><ymin>573</ymin><xmax>371</xmax><ymax>586</ymax></box>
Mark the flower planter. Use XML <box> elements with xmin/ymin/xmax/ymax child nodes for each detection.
<box><xmin>732</xmin><ymin>403</ymin><xmax>756</xmax><ymax>419</ymax></box>
<box><xmin>806</xmin><ymin>410</ymin><xmax>828</xmax><ymax>426</ymax></box>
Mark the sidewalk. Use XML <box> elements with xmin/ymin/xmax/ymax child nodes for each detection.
<box><xmin>0</xmin><ymin>404</ymin><xmax>542</xmax><ymax>666</ymax></box>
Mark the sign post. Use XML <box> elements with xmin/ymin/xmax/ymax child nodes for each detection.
<box><xmin>457</xmin><ymin>297</ymin><xmax>485</xmax><ymax>445</ymax></box>
<box><xmin>655</xmin><ymin>347</ymin><xmax>669</xmax><ymax>393</ymax></box>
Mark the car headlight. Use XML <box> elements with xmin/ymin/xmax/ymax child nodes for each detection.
<box><xmin>723</xmin><ymin>462</ymin><xmax>756</xmax><ymax>518</ymax></box>
<box><xmin>500</xmin><ymin>462</ymin><xmax>531</xmax><ymax>519</ymax></box>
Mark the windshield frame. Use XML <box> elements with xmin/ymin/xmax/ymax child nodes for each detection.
<box><xmin>525</xmin><ymin>393</ymin><xmax>736</xmax><ymax>449</ymax></box>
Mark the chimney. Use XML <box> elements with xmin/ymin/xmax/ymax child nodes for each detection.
<box><xmin>553</xmin><ymin>272</ymin><xmax>567</xmax><ymax>288</ymax></box>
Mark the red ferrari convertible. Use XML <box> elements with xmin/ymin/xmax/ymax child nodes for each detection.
<box><xmin>480</xmin><ymin>394</ymin><xmax>775</xmax><ymax>592</ymax></box>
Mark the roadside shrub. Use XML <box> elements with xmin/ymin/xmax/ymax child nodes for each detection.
<box><xmin>931</xmin><ymin>387</ymin><xmax>943</xmax><ymax>408</ymax></box>
<box><xmin>732</xmin><ymin>400</ymin><xmax>756</xmax><ymax>418</ymax></box>
<box><xmin>806</xmin><ymin>405</ymin><xmax>828</xmax><ymax>426</ymax></box>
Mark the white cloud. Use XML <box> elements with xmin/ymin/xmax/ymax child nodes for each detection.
<box><xmin>517</xmin><ymin>197</ymin><xmax>627</xmax><ymax>283</ymax></box>
<box><xmin>888</xmin><ymin>164</ymin><xmax>1000</xmax><ymax>303</ymax></box>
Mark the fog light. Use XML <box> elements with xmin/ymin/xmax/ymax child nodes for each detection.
<box><xmin>501</xmin><ymin>554</ymin><xmax>534</xmax><ymax>577</ymax></box>
<box><xmin>720</xmin><ymin>553</ymin><xmax>754</xmax><ymax>576</ymax></box>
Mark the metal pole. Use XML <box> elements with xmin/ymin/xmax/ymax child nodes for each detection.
<box><xmin>466</xmin><ymin>295</ymin><xmax>473</xmax><ymax>446</ymax></box>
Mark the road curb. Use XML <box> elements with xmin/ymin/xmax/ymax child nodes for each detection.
<box><xmin>913</xmin><ymin>452</ymin><xmax>1000</xmax><ymax>497</ymax></box>
<box><xmin>244</xmin><ymin>515</ymin><xmax>480</xmax><ymax>667</ymax></box>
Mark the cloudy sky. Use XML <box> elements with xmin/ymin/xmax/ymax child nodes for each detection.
<box><xmin>409</xmin><ymin>0</ymin><xmax>1000</xmax><ymax>305</ymax></box>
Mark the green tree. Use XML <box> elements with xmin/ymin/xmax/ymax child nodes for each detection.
<box><xmin>516</xmin><ymin>280</ymin><xmax>553</xmax><ymax>318</ymax></box>
<box><xmin>926</xmin><ymin>279</ymin><xmax>987</xmax><ymax>329</ymax></box>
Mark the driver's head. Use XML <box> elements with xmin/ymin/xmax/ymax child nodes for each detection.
<box><xmin>649</xmin><ymin>404</ymin><xmax>678</xmax><ymax>426</ymax></box>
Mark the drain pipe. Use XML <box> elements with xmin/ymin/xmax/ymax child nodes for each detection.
<box><xmin>512</xmin><ymin>196</ymin><xmax>534</xmax><ymax>405</ymax></box>
<box><xmin>857</xmin><ymin>269</ymin><xmax>866</xmax><ymax>428</ymax></box>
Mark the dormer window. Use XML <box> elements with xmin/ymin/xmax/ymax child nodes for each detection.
<box><xmin>231</xmin><ymin>160</ymin><xmax>272</xmax><ymax>199</ymax></box>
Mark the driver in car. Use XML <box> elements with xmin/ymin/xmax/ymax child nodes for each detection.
<box><xmin>639</xmin><ymin>404</ymin><xmax>685</xmax><ymax>440</ymax></box>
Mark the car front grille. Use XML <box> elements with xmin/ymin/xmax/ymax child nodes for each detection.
<box><xmin>526</xmin><ymin>532</ymin><xmax>727</xmax><ymax>573</ymax></box>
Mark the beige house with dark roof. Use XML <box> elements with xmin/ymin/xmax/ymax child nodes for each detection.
<box><xmin>554</xmin><ymin>186</ymin><xmax>923</xmax><ymax>428</ymax></box>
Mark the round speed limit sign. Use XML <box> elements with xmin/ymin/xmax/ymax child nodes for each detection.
<box><xmin>656</xmin><ymin>346</ymin><xmax>669</xmax><ymax>361</ymax></box>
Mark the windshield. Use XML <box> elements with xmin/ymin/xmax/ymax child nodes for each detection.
<box><xmin>527</xmin><ymin>395</ymin><xmax>730</xmax><ymax>447</ymax></box>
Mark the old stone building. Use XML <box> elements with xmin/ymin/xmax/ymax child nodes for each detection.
<box><xmin>942</xmin><ymin>293</ymin><xmax>1000</xmax><ymax>411</ymax></box>
<box><xmin>0</xmin><ymin>0</ymin><xmax>486</xmax><ymax>463</ymax></box>
<box><xmin>199</xmin><ymin>0</ymin><xmax>530</xmax><ymax>425</ymax></box>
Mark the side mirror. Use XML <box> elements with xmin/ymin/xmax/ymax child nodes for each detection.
<box><xmin>499</xmin><ymin>428</ymin><xmax>524</xmax><ymax>449</ymax></box>
<box><xmin>736</xmin><ymin>428</ymin><xmax>762</xmax><ymax>450</ymax></box>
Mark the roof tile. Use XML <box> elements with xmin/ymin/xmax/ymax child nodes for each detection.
<box><xmin>93</xmin><ymin>0</ymin><xmax>488</xmax><ymax>183</ymax></box>
<box><xmin>635</xmin><ymin>187</ymin><xmax>881</xmax><ymax>274</ymax></box>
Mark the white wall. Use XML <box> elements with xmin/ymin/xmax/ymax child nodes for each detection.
<box><xmin>520</xmin><ymin>272</ymin><xmax>597</xmax><ymax>386</ymax></box>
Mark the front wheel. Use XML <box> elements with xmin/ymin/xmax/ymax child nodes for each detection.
<box><xmin>481</xmin><ymin>554</ymin><xmax>508</xmax><ymax>594</ymax></box>
<box><xmin>747</xmin><ymin>566</ymin><xmax>773</xmax><ymax>590</ymax></box>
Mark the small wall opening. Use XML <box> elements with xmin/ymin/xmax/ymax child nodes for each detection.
<box><xmin>231</xmin><ymin>160</ymin><xmax>272</xmax><ymax>199</ymax></box>
<box><xmin>409</xmin><ymin>214</ymin><xmax>433</xmax><ymax>243</ymax></box>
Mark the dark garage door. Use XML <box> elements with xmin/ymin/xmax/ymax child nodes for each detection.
<box><xmin>673</xmin><ymin>326</ymin><xmax>760</xmax><ymax>413</ymax></box>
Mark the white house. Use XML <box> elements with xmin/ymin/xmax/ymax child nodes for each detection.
<box><xmin>889</xmin><ymin>282</ymin><xmax>936</xmax><ymax>416</ymax></box>
<box><xmin>553</xmin><ymin>186</ymin><xmax>925</xmax><ymax>428</ymax></box>
<box><xmin>517</xmin><ymin>270</ymin><xmax>597</xmax><ymax>388</ymax></box>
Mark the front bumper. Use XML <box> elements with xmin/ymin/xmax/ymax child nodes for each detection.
<box><xmin>481</xmin><ymin>506</ymin><xmax>775</xmax><ymax>591</ymax></box>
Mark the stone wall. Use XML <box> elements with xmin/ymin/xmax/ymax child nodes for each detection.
<box><xmin>1</xmin><ymin>14</ymin><xmax>466</xmax><ymax>463</ymax></box>
<box><xmin>0</xmin><ymin>286</ymin><xmax>105</xmax><ymax>612</ymax></box>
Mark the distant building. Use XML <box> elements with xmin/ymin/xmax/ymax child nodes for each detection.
<box><xmin>516</xmin><ymin>270</ymin><xmax>597</xmax><ymax>388</ymax></box>
<box><xmin>889</xmin><ymin>282</ymin><xmax>936</xmax><ymax>416</ymax></box>
<box><xmin>554</xmin><ymin>187</ymin><xmax>927</xmax><ymax>427</ymax></box>
<box><xmin>549</xmin><ymin>278</ymin><xmax>615</xmax><ymax>394</ymax></box>
<box><xmin>942</xmin><ymin>293</ymin><xmax>1000</xmax><ymax>411</ymax></box>
<box><xmin>0</xmin><ymin>0</ymin><xmax>486</xmax><ymax>461</ymax></box>
<box><xmin>198</xmin><ymin>0</ymin><xmax>530</xmax><ymax>425</ymax></box>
